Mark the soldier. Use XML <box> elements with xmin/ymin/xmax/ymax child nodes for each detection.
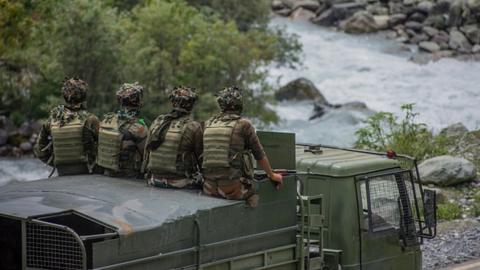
<box><xmin>34</xmin><ymin>77</ymin><xmax>99</xmax><ymax>176</ymax></box>
<box><xmin>144</xmin><ymin>86</ymin><xmax>203</xmax><ymax>188</ymax></box>
<box><xmin>97</xmin><ymin>82</ymin><xmax>148</xmax><ymax>178</ymax></box>
<box><xmin>202</xmin><ymin>86</ymin><xmax>283</xmax><ymax>207</ymax></box>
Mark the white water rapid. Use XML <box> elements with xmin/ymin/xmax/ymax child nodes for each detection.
<box><xmin>269</xmin><ymin>17</ymin><xmax>480</xmax><ymax>146</ymax></box>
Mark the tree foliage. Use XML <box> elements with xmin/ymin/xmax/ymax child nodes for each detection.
<box><xmin>0</xmin><ymin>0</ymin><xmax>300</xmax><ymax>124</ymax></box>
<box><xmin>355</xmin><ymin>104</ymin><xmax>448</xmax><ymax>161</ymax></box>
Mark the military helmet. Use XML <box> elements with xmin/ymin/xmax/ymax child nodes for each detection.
<box><xmin>216</xmin><ymin>86</ymin><xmax>243</xmax><ymax>112</ymax></box>
<box><xmin>62</xmin><ymin>77</ymin><xmax>88</xmax><ymax>105</ymax></box>
<box><xmin>168</xmin><ymin>86</ymin><xmax>198</xmax><ymax>111</ymax></box>
<box><xmin>116</xmin><ymin>82</ymin><xmax>144</xmax><ymax>108</ymax></box>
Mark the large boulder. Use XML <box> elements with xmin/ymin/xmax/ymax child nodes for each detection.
<box><xmin>449</xmin><ymin>28</ymin><xmax>473</xmax><ymax>52</ymax></box>
<box><xmin>313</xmin><ymin>3</ymin><xmax>365</xmax><ymax>26</ymax></box>
<box><xmin>460</xmin><ymin>24</ymin><xmax>480</xmax><ymax>45</ymax></box>
<box><xmin>419</xmin><ymin>155</ymin><xmax>477</xmax><ymax>186</ymax></box>
<box><xmin>341</xmin><ymin>11</ymin><xmax>379</xmax><ymax>34</ymax></box>
<box><xmin>292</xmin><ymin>0</ymin><xmax>321</xmax><ymax>12</ymax></box>
<box><xmin>374</xmin><ymin>15</ymin><xmax>390</xmax><ymax>30</ymax></box>
<box><xmin>440</xmin><ymin>122</ymin><xmax>469</xmax><ymax>138</ymax></box>
<box><xmin>440</xmin><ymin>123</ymin><xmax>480</xmax><ymax>168</ymax></box>
<box><xmin>290</xmin><ymin>7</ymin><xmax>317</xmax><ymax>20</ymax></box>
<box><xmin>275</xmin><ymin>78</ymin><xmax>328</xmax><ymax>103</ymax></box>
<box><xmin>272</xmin><ymin>0</ymin><xmax>287</xmax><ymax>10</ymax></box>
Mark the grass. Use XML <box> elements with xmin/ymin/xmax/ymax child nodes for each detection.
<box><xmin>437</xmin><ymin>201</ymin><xmax>463</xmax><ymax>221</ymax></box>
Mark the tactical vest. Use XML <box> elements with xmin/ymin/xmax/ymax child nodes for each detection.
<box><xmin>50</xmin><ymin>114</ymin><xmax>87</xmax><ymax>166</ymax></box>
<box><xmin>97</xmin><ymin>114</ymin><xmax>123</xmax><ymax>171</ymax></box>
<box><xmin>202</xmin><ymin>118</ymin><xmax>239</xmax><ymax>169</ymax></box>
<box><xmin>147</xmin><ymin>116</ymin><xmax>190</xmax><ymax>175</ymax></box>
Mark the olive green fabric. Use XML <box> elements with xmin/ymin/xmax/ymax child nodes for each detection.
<box><xmin>147</xmin><ymin>116</ymin><xmax>191</xmax><ymax>174</ymax></box>
<box><xmin>97</xmin><ymin>114</ymin><xmax>122</xmax><ymax>171</ymax></box>
<box><xmin>50</xmin><ymin>115</ymin><xmax>87</xmax><ymax>166</ymax></box>
<box><xmin>203</xmin><ymin>119</ymin><xmax>238</xmax><ymax>169</ymax></box>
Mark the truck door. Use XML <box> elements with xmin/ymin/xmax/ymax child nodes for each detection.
<box><xmin>356</xmin><ymin>170</ymin><xmax>422</xmax><ymax>270</ymax></box>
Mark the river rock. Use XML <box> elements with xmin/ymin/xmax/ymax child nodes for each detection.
<box><xmin>313</xmin><ymin>3</ymin><xmax>365</xmax><ymax>26</ymax></box>
<box><xmin>0</xmin><ymin>116</ymin><xmax>15</xmax><ymax>133</ymax></box>
<box><xmin>272</xmin><ymin>0</ymin><xmax>286</xmax><ymax>10</ymax></box>
<box><xmin>431</xmin><ymin>0</ymin><xmax>451</xmax><ymax>14</ymax></box>
<box><xmin>408</xmin><ymin>12</ymin><xmax>427</xmax><ymax>22</ymax></box>
<box><xmin>276</xmin><ymin>8</ymin><xmax>293</xmax><ymax>16</ymax></box>
<box><xmin>290</xmin><ymin>7</ymin><xmax>317</xmax><ymax>20</ymax></box>
<box><xmin>410</xmin><ymin>32</ymin><xmax>429</xmax><ymax>43</ymax></box>
<box><xmin>419</xmin><ymin>41</ymin><xmax>441</xmax><ymax>52</ymax></box>
<box><xmin>449</xmin><ymin>0</ymin><xmax>469</xmax><ymax>27</ymax></box>
<box><xmin>467</xmin><ymin>0</ymin><xmax>480</xmax><ymax>12</ymax></box>
<box><xmin>281</xmin><ymin>0</ymin><xmax>297</xmax><ymax>8</ymax></box>
<box><xmin>292</xmin><ymin>0</ymin><xmax>321</xmax><ymax>12</ymax></box>
<box><xmin>374</xmin><ymin>15</ymin><xmax>390</xmax><ymax>29</ymax></box>
<box><xmin>449</xmin><ymin>28</ymin><xmax>473</xmax><ymax>52</ymax></box>
<box><xmin>419</xmin><ymin>155</ymin><xmax>477</xmax><ymax>186</ymax></box>
<box><xmin>423</xmin><ymin>26</ymin><xmax>439</xmax><ymax>37</ymax></box>
<box><xmin>432</xmin><ymin>31</ymin><xmax>450</xmax><ymax>44</ymax></box>
<box><xmin>424</xmin><ymin>14</ymin><xmax>449</xmax><ymax>30</ymax></box>
<box><xmin>473</xmin><ymin>44</ymin><xmax>480</xmax><ymax>53</ymax></box>
<box><xmin>19</xmin><ymin>141</ymin><xmax>33</xmax><ymax>153</ymax></box>
<box><xmin>389</xmin><ymin>13</ymin><xmax>407</xmax><ymax>26</ymax></box>
<box><xmin>275</xmin><ymin>78</ymin><xmax>328</xmax><ymax>103</ymax></box>
<box><xmin>416</xmin><ymin>1</ymin><xmax>434</xmax><ymax>14</ymax></box>
<box><xmin>460</xmin><ymin>24</ymin><xmax>480</xmax><ymax>45</ymax></box>
<box><xmin>0</xmin><ymin>130</ymin><xmax>7</xmax><ymax>146</ymax></box>
<box><xmin>405</xmin><ymin>20</ymin><xmax>424</xmax><ymax>31</ymax></box>
<box><xmin>440</xmin><ymin>123</ymin><xmax>480</xmax><ymax>168</ymax></box>
<box><xmin>341</xmin><ymin>11</ymin><xmax>379</xmax><ymax>34</ymax></box>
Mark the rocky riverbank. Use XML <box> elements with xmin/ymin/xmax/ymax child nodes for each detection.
<box><xmin>272</xmin><ymin>0</ymin><xmax>480</xmax><ymax>63</ymax></box>
<box><xmin>0</xmin><ymin>116</ymin><xmax>40</xmax><ymax>157</ymax></box>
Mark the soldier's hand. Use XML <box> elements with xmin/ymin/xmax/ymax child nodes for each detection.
<box><xmin>269</xmin><ymin>173</ymin><xmax>283</xmax><ymax>190</ymax></box>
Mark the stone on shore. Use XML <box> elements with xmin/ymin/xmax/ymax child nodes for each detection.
<box><xmin>341</xmin><ymin>11</ymin><xmax>379</xmax><ymax>34</ymax></box>
<box><xmin>460</xmin><ymin>24</ymin><xmax>480</xmax><ymax>45</ymax></box>
<box><xmin>374</xmin><ymin>15</ymin><xmax>390</xmax><ymax>30</ymax></box>
<box><xmin>449</xmin><ymin>28</ymin><xmax>473</xmax><ymax>53</ymax></box>
<box><xmin>419</xmin><ymin>41</ymin><xmax>441</xmax><ymax>52</ymax></box>
<box><xmin>292</xmin><ymin>0</ymin><xmax>321</xmax><ymax>12</ymax></box>
<box><xmin>405</xmin><ymin>21</ymin><xmax>424</xmax><ymax>31</ymax></box>
<box><xmin>290</xmin><ymin>7</ymin><xmax>316</xmax><ymax>20</ymax></box>
<box><xmin>419</xmin><ymin>155</ymin><xmax>477</xmax><ymax>186</ymax></box>
<box><xmin>388</xmin><ymin>13</ymin><xmax>407</xmax><ymax>26</ymax></box>
<box><xmin>275</xmin><ymin>78</ymin><xmax>328</xmax><ymax>103</ymax></box>
<box><xmin>312</xmin><ymin>3</ymin><xmax>365</xmax><ymax>26</ymax></box>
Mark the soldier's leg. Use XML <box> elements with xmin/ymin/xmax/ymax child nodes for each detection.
<box><xmin>217</xmin><ymin>179</ymin><xmax>258</xmax><ymax>207</ymax></box>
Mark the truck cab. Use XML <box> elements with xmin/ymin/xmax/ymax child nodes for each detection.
<box><xmin>294</xmin><ymin>144</ymin><xmax>437</xmax><ymax>270</ymax></box>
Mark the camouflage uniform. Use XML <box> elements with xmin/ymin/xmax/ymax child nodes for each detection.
<box><xmin>97</xmin><ymin>83</ymin><xmax>148</xmax><ymax>178</ymax></box>
<box><xmin>145</xmin><ymin>86</ymin><xmax>203</xmax><ymax>188</ymax></box>
<box><xmin>34</xmin><ymin>78</ymin><xmax>99</xmax><ymax>176</ymax></box>
<box><xmin>202</xmin><ymin>87</ymin><xmax>265</xmax><ymax>202</ymax></box>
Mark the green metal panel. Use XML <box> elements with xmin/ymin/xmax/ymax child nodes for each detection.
<box><xmin>296</xmin><ymin>146</ymin><xmax>399</xmax><ymax>177</ymax></box>
<box><xmin>296</xmin><ymin>145</ymin><xmax>421</xmax><ymax>270</ymax></box>
<box><xmin>89</xmin><ymin>176</ymin><xmax>299</xmax><ymax>269</ymax></box>
<box><xmin>257</xmin><ymin>131</ymin><xmax>296</xmax><ymax>170</ymax></box>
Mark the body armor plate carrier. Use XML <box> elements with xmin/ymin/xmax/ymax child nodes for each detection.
<box><xmin>147</xmin><ymin>116</ymin><xmax>190</xmax><ymax>175</ymax></box>
<box><xmin>97</xmin><ymin>114</ymin><xmax>122</xmax><ymax>171</ymax></box>
<box><xmin>202</xmin><ymin>119</ymin><xmax>238</xmax><ymax>169</ymax></box>
<box><xmin>51</xmin><ymin>114</ymin><xmax>87</xmax><ymax>166</ymax></box>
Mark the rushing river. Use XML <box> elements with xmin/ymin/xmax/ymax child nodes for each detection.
<box><xmin>2</xmin><ymin>18</ymin><xmax>480</xmax><ymax>184</ymax></box>
<box><xmin>269</xmin><ymin>17</ymin><xmax>480</xmax><ymax>146</ymax></box>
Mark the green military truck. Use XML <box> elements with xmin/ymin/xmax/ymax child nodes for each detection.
<box><xmin>0</xmin><ymin>131</ymin><xmax>436</xmax><ymax>270</ymax></box>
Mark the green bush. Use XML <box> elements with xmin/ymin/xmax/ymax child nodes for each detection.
<box><xmin>471</xmin><ymin>193</ymin><xmax>480</xmax><ymax>217</ymax></box>
<box><xmin>437</xmin><ymin>201</ymin><xmax>462</xmax><ymax>221</ymax></box>
<box><xmin>355</xmin><ymin>104</ymin><xmax>448</xmax><ymax>161</ymax></box>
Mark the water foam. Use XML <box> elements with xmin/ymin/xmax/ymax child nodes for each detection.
<box><xmin>269</xmin><ymin>18</ymin><xmax>480</xmax><ymax>145</ymax></box>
